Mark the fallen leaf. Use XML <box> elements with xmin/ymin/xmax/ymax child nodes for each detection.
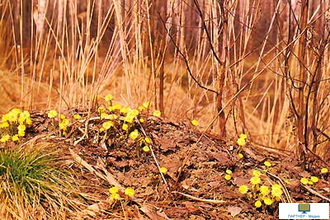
<box><xmin>227</xmin><ymin>206</ymin><xmax>242</xmax><ymax>217</ymax></box>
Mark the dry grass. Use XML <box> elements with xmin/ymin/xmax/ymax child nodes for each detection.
<box><xmin>0</xmin><ymin>0</ymin><xmax>329</xmax><ymax>159</ymax></box>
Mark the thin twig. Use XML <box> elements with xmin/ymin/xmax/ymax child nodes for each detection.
<box><xmin>157</xmin><ymin>11</ymin><xmax>218</xmax><ymax>95</ymax></box>
<box><xmin>301</xmin><ymin>185</ymin><xmax>330</xmax><ymax>202</ymax></box>
<box><xmin>172</xmin><ymin>191</ymin><xmax>226</xmax><ymax>204</ymax></box>
<box><xmin>136</xmin><ymin>117</ymin><xmax>171</xmax><ymax>193</ymax></box>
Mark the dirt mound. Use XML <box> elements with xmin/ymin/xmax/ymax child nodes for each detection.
<box><xmin>23</xmin><ymin>110</ymin><xmax>330</xmax><ymax>219</ymax></box>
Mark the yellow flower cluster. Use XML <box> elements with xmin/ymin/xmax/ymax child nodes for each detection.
<box><xmin>108</xmin><ymin>186</ymin><xmax>135</xmax><ymax>201</ymax></box>
<box><xmin>0</xmin><ymin>109</ymin><xmax>32</xmax><ymax>143</ymax></box>
<box><xmin>225</xmin><ymin>169</ymin><xmax>232</xmax><ymax>181</ymax></box>
<box><xmin>300</xmin><ymin>176</ymin><xmax>319</xmax><ymax>185</ymax></box>
<box><xmin>109</xmin><ymin>186</ymin><xmax>120</xmax><ymax>200</ymax></box>
<box><xmin>239</xmin><ymin>167</ymin><xmax>283</xmax><ymax>209</ymax></box>
<box><xmin>237</xmin><ymin>133</ymin><xmax>247</xmax><ymax>146</ymax></box>
<box><xmin>98</xmin><ymin>95</ymin><xmax>158</xmax><ymax>154</ymax></box>
<box><xmin>47</xmin><ymin>110</ymin><xmax>71</xmax><ymax>136</ymax></box>
<box><xmin>99</xmin><ymin>96</ymin><xmax>151</xmax><ymax>135</ymax></box>
<box><xmin>59</xmin><ymin>114</ymin><xmax>70</xmax><ymax>132</ymax></box>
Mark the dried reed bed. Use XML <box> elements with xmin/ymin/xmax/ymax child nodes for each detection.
<box><xmin>0</xmin><ymin>0</ymin><xmax>329</xmax><ymax>159</ymax></box>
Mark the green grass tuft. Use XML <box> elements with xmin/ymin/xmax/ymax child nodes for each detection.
<box><xmin>0</xmin><ymin>143</ymin><xmax>79</xmax><ymax>219</ymax></box>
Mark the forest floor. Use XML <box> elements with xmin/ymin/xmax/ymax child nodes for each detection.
<box><xmin>24</xmin><ymin>109</ymin><xmax>330</xmax><ymax>220</ymax></box>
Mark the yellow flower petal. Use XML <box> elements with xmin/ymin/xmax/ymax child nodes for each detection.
<box><xmin>48</xmin><ymin>110</ymin><xmax>58</xmax><ymax>118</ymax></box>
<box><xmin>160</xmin><ymin>167</ymin><xmax>168</xmax><ymax>174</ymax></box>
<box><xmin>225</xmin><ymin>174</ymin><xmax>231</xmax><ymax>181</ymax></box>
<box><xmin>191</xmin><ymin>119</ymin><xmax>199</xmax><ymax>126</ymax></box>
<box><xmin>142</xmin><ymin>145</ymin><xmax>150</xmax><ymax>152</ymax></box>
<box><xmin>321</xmin><ymin>168</ymin><xmax>328</xmax><ymax>174</ymax></box>
<box><xmin>153</xmin><ymin>110</ymin><xmax>161</xmax><ymax>117</ymax></box>
<box><xmin>105</xmin><ymin>94</ymin><xmax>113</xmax><ymax>102</ymax></box>
<box><xmin>310</xmin><ymin>176</ymin><xmax>319</xmax><ymax>183</ymax></box>
<box><xmin>125</xmin><ymin>187</ymin><xmax>135</xmax><ymax>197</ymax></box>
<box><xmin>264</xmin><ymin>198</ymin><xmax>273</xmax><ymax>206</ymax></box>
<box><xmin>255</xmin><ymin>200</ymin><xmax>262</xmax><ymax>208</ymax></box>
<box><xmin>109</xmin><ymin>186</ymin><xmax>119</xmax><ymax>194</ymax></box>
<box><xmin>129</xmin><ymin>129</ymin><xmax>139</xmax><ymax>140</ymax></box>
<box><xmin>264</xmin><ymin>161</ymin><xmax>271</xmax><ymax>167</ymax></box>
<box><xmin>300</xmin><ymin>177</ymin><xmax>308</xmax><ymax>185</ymax></box>
<box><xmin>239</xmin><ymin>185</ymin><xmax>248</xmax><ymax>194</ymax></box>
<box><xmin>237</xmin><ymin>137</ymin><xmax>246</xmax><ymax>146</ymax></box>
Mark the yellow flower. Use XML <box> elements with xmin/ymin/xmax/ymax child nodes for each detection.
<box><xmin>240</xmin><ymin>133</ymin><xmax>247</xmax><ymax>139</ymax></box>
<box><xmin>264</xmin><ymin>161</ymin><xmax>271</xmax><ymax>167</ymax></box>
<box><xmin>124</xmin><ymin>115</ymin><xmax>135</xmax><ymax>123</ymax></box>
<box><xmin>250</xmin><ymin>176</ymin><xmax>261</xmax><ymax>185</ymax></box>
<box><xmin>226</xmin><ymin>169</ymin><xmax>232</xmax><ymax>175</ymax></box>
<box><xmin>18</xmin><ymin>130</ymin><xmax>25</xmax><ymax>137</ymax></box>
<box><xmin>252</xmin><ymin>170</ymin><xmax>261</xmax><ymax>177</ymax></box>
<box><xmin>120</xmin><ymin>107</ymin><xmax>130</xmax><ymax>114</ymax></box>
<box><xmin>26</xmin><ymin>118</ymin><xmax>32</xmax><ymax>125</ymax></box>
<box><xmin>48</xmin><ymin>110</ymin><xmax>58</xmax><ymax>118</ymax></box>
<box><xmin>271</xmin><ymin>184</ymin><xmax>282</xmax><ymax>198</ymax></box>
<box><xmin>109</xmin><ymin>186</ymin><xmax>119</xmax><ymax>194</ymax></box>
<box><xmin>19</xmin><ymin>111</ymin><xmax>30</xmax><ymax>123</ymax></box>
<box><xmin>100</xmin><ymin>113</ymin><xmax>108</xmax><ymax>119</ymax></box>
<box><xmin>129</xmin><ymin>129</ymin><xmax>139</xmax><ymax>140</ymax></box>
<box><xmin>300</xmin><ymin>177</ymin><xmax>308</xmax><ymax>185</ymax></box>
<box><xmin>0</xmin><ymin>122</ymin><xmax>9</xmax><ymax>128</ymax></box>
<box><xmin>1</xmin><ymin>114</ymin><xmax>9</xmax><ymax>122</ymax></box>
<box><xmin>143</xmin><ymin>101</ymin><xmax>150</xmax><ymax>109</ymax></box>
<box><xmin>105</xmin><ymin>94</ymin><xmax>113</xmax><ymax>102</ymax></box>
<box><xmin>113</xmin><ymin>104</ymin><xmax>121</xmax><ymax>110</ymax></box>
<box><xmin>110</xmin><ymin>193</ymin><xmax>120</xmax><ymax>200</ymax></box>
<box><xmin>20</xmin><ymin>110</ymin><xmax>30</xmax><ymax>119</ymax></box>
<box><xmin>153</xmin><ymin>110</ymin><xmax>161</xmax><ymax>117</ymax></box>
<box><xmin>308</xmin><ymin>181</ymin><xmax>314</xmax><ymax>185</ymax></box>
<box><xmin>321</xmin><ymin>168</ymin><xmax>328</xmax><ymax>174</ymax></box>
<box><xmin>145</xmin><ymin>137</ymin><xmax>152</xmax><ymax>144</ymax></box>
<box><xmin>60</xmin><ymin>114</ymin><xmax>66</xmax><ymax>120</ymax></box>
<box><xmin>225</xmin><ymin>174</ymin><xmax>231</xmax><ymax>180</ymax></box>
<box><xmin>237</xmin><ymin>137</ymin><xmax>246</xmax><ymax>146</ymax></box>
<box><xmin>18</xmin><ymin>124</ymin><xmax>26</xmax><ymax>132</ymax></box>
<box><xmin>109</xmin><ymin>114</ymin><xmax>118</xmax><ymax>120</ymax></box>
<box><xmin>255</xmin><ymin>200</ymin><xmax>262</xmax><ymax>208</ymax></box>
<box><xmin>7</xmin><ymin>111</ymin><xmax>18</xmax><ymax>122</ymax></box>
<box><xmin>264</xmin><ymin>197</ymin><xmax>273</xmax><ymax>205</ymax></box>
<box><xmin>102</xmin><ymin>121</ymin><xmax>114</xmax><ymax>130</ymax></box>
<box><xmin>125</xmin><ymin>187</ymin><xmax>135</xmax><ymax>197</ymax></box>
<box><xmin>238</xmin><ymin>153</ymin><xmax>244</xmax><ymax>158</ymax></box>
<box><xmin>98</xmin><ymin>106</ymin><xmax>106</xmax><ymax>113</ymax></box>
<box><xmin>74</xmin><ymin>114</ymin><xmax>81</xmax><ymax>119</ymax></box>
<box><xmin>142</xmin><ymin>145</ymin><xmax>150</xmax><ymax>152</ymax></box>
<box><xmin>191</xmin><ymin>119</ymin><xmax>199</xmax><ymax>126</ymax></box>
<box><xmin>12</xmin><ymin>134</ymin><xmax>19</xmax><ymax>141</ymax></box>
<box><xmin>310</xmin><ymin>176</ymin><xmax>319</xmax><ymax>183</ymax></box>
<box><xmin>260</xmin><ymin>185</ymin><xmax>270</xmax><ymax>195</ymax></box>
<box><xmin>239</xmin><ymin>185</ymin><xmax>248</xmax><ymax>194</ymax></box>
<box><xmin>139</xmin><ymin>118</ymin><xmax>144</xmax><ymax>123</ymax></box>
<box><xmin>122</xmin><ymin>123</ymin><xmax>128</xmax><ymax>131</ymax></box>
<box><xmin>160</xmin><ymin>167</ymin><xmax>168</xmax><ymax>174</ymax></box>
<box><xmin>59</xmin><ymin>119</ymin><xmax>70</xmax><ymax>130</ymax></box>
<box><xmin>0</xmin><ymin>134</ymin><xmax>10</xmax><ymax>142</ymax></box>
